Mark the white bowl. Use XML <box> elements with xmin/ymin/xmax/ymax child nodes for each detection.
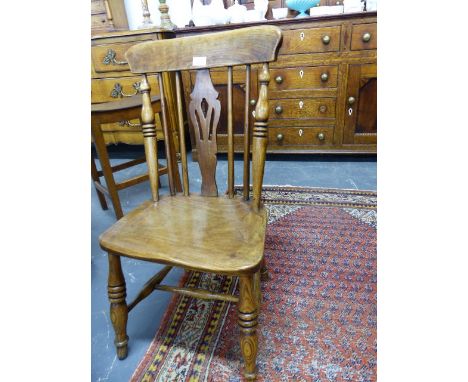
<box><xmin>272</xmin><ymin>7</ymin><xmax>288</xmax><ymax>19</ymax></box>
<box><xmin>244</xmin><ymin>9</ymin><xmax>262</xmax><ymax>22</ymax></box>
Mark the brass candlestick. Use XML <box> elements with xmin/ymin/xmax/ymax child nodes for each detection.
<box><xmin>159</xmin><ymin>0</ymin><xmax>176</xmax><ymax>30</ymax></box>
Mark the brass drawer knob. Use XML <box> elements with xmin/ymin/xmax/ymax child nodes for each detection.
<box><xmin>320</xmin><ymin>73</ymin><xmax>329</xmax><ymax>82</ymax></box>
<box><xmin>250</xmin><ymin>99</ymin><xmax>256</xmax><ymax>106</ymax></box>
<box><xmin>276</xmin><ymin>133</ymin><xmax>284</xmax><ymax>142</ymax></box>
<box><xmin>348</xmin><ymin>96</ymin><xmax>356</xmax><ymax>105</ymax></box>
<box><xmin>322</xmin><ymin>35</ymin><xmax>331</xmax><ymax>45</ymax></box>
<box><xmin>319</xmin><ymin>105</ymin><xmax>327</xmax><ymax>113</ymax></box>
<box><xmin>275</xmin><ymin>75</ymin><xmax>283</xmax><ymax>84</ymax></box>
<box><xmin>362</xmin><ymin>32</ymin><xmax>371</xmax><ymax>42</ymax></box>
<box><xmin>317</xmin><ymin>132</ymin><xmax>325</xmax><ymax>141</ymax></box>
<box><xmin>275</xmin><ymin>105</ymin><xmax>283</xmax><ymax>114</ymax></box>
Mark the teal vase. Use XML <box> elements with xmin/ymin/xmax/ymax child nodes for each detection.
<box><xmin>286</xmin><ymin>0</ymin><xmax>320</xmax><ymax>18</ymax></box>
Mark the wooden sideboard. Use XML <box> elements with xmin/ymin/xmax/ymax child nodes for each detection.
<box><xmin>177</xmin><ymin>11</ymin><xmax>377</xmax><ymax>158</ymax></box>
<box><xmin>91</xmin><ymin>28</ymin><xmax>181</xmax><ymax>149</ymax></box>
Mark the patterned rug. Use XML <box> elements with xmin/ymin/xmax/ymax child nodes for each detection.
<box><xmin>131</xmin><ymin>186</ymin><xmax>377</xmax><ymax>382</ymax></box>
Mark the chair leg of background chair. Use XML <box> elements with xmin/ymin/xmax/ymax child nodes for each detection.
<box><xmin>91</xmin><ymin>154</ymin><xmax>108</xmax><ymax>210</ymax></box>
<box><xmin>92</xmin><ymin>119</ymin><xmax>124</xmax><ymax>220</ymax></box>
<box><xmin>107</xmin><ymin>253</ymin><xmax>129</xmax><ymax>360</ymax></box>
<box><xmin>238</xmin><ymin>274</ymin><xmax>259</xmax><ymax>381</ymax></box>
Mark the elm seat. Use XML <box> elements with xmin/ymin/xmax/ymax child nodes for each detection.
<box><xmin>100</xmin><ymin>194</ymin><xmax>268</xmax><ymax>275</ymax></box>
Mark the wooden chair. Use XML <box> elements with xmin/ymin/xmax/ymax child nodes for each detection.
<box><xmin>99</xmin><ymin>26</ymin><xmax>282</xmax><ymax>380</ymax></box>
<box><xmin>91</xmin><ymin>95</ymin><xmax>182</xmax><ymax>219</ymax></box>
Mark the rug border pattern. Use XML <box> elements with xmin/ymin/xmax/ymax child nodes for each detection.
<box><xmin>234</xmin><ymin>185</ymin><xmax>377</xmax><ymax>209</ymax></box>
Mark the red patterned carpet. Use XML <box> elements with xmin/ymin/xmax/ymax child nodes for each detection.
<box><xmin>131</xmin><ymin>187</ymin><xmax>377</xmax><ymax>382</ymax></box>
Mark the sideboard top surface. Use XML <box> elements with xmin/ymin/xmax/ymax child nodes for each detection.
<box><xmin>175</xmin><ymin>11</ymin><xmax>377</xmax><ymax>35</ymax></box>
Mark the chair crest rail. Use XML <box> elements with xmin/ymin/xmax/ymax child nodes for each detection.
<box><xmin>125</xmin><ymin>26</ymin><xmax>282</xmax><ymax>73</ymax></box>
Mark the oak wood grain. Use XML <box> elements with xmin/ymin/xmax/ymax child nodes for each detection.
<box><xmin>269</xmin><ymin>65</ymin><xmax>339</xmax><ymax>91</ymax></box>
<box><xmin>269</xmin><ymin>97</ymin><xmax>336</xmax><ymax>120</ymax></box>
<box><xmin>177</xmin><ymin>13</ymin><xmax>377</xmax><ymax>156</ymax></box>
<box><xmin>280</xmin><ymin>26</ymin><xmax>341</xmax><ymax>55</ymax></box>
<box><xmin>350</xmin><ymin>23</ymin><xmax>377</xmax><ymax>51</ymax></box>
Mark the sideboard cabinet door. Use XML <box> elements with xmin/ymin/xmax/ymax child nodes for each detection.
<box><xmin>343</xmin><ymin>63</ymin><xmax>377</xmax><ymax>145</ymax></box>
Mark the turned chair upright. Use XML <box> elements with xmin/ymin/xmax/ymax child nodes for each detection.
<box><xmin>99</xmin><ymin>26</ymin><xmax>282</xmax><ymax>381</ymax></box>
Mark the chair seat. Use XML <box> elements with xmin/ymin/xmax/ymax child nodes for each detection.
<box><xmin>99</xmin><ymin>195</ymin><xmax>268</xmax><ymax>275</ymax></box>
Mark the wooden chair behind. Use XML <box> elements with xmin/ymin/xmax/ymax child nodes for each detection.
<box><xmin>91</xmin><ymin>95</ymin><xmax>182</xmax><ymax>219</ymax></box>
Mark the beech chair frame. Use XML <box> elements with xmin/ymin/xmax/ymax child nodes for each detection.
<box><xmin>99</xmin><ymin>26</ymin><xmax>282</xmax><ymax>381</ymax></box>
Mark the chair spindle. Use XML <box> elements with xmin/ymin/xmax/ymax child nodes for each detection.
<box><xmin>252</xmin><ymin>63</ymin><xmax>270</xmax><ymax>212</ymax></box>
<box><xmin>175</xmin><ymin>71</ymin><xmax>190</xmax><ymax>196</ymax></box>
<box><xmin>243</xmin><ymin>64</ymin><xmax>251</xmax><ymax>201</ymax></box>
<box><xmin>227</xmin><ymin>66</ymin><xmax>234</xmax><ymax>198</ymax></box>
<box><xmin>139</xmin><ymin>75</ymin><xmax>160</xmax><ymax>202</ymax></box>
<box><xmin>158</xmin><ymin>73</ymin><xmax>176</xmax><ymax>196</ymax></box>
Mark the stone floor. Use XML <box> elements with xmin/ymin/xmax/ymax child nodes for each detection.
<box><xmin>91</xmin><ymin>148</ymin><xmax>376</xmax><ymax>382</ymax></box>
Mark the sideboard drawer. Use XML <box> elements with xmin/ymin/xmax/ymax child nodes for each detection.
<box><xmin>351</xmin><ymin>23</ymin><xmax>377</xmax><ymax>50</ymax></box>
<box><xmin>91</xmin><ymin>42</ymin><xmax>137</xmax><ymax>73</ymax></box>
<box><xmin>270</xmin><ymin>65</ymin><xmax>338</xmax><ymax>90</ymax></box>
<box><xmin>91</xmin><ymin>75</ymin><xmax>160</xmax><ymax>103</ymax></box>
<box><xmin>280</xmin><ymin>26</ymin><xmax>341</xmax><ymax>55</ymax></box>
<box><xmin>269</xmin><ymin>127</ymin><xmax>333</xmax><ymax>147</ymax></box>
<box><xmin>270</xmin><ymin>98</ymin><xmax>336</xmax><ymax>120</ymax></box>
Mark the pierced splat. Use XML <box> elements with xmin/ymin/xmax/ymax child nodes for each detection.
<box><xmin>189</xmin><ymin>69</ymin><xmax>221</xmax><ymax>196</ymax></box>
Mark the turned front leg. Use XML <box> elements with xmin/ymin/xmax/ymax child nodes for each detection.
<box><xmin>107</xmin><ymin>253</ymin><xmax>128</xmax><ymax>360</ymax></box>
<box><xmin>238</xmin><ymin>274</ymin><xmax>259</xmax><ymax>380</ymax></box>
